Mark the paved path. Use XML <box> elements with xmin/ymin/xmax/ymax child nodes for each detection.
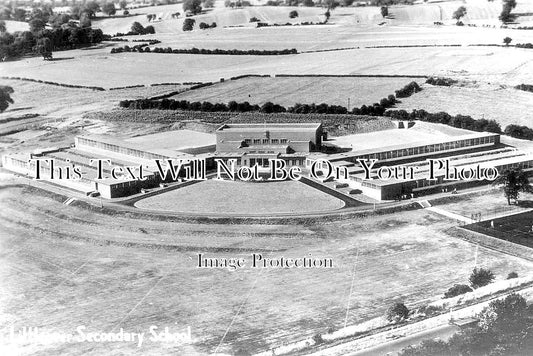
<box><xmin>426</xmin><ymin>206</ymin><xmax>474</xmax><ymax>223</ymax></box>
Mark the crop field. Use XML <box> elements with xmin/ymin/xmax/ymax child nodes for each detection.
<box><xmin>1</xmin><ymin>185</ymin><xmax>532</xmax><ymax>355</ymax></box>
<box><xmin>394</xmin><ymin>84</ymin><xmax>533</xmax><ymax>128</ymax></box>
<box><xmin>134</xmin><ymin>180</ymin><xmax>347</xmax><ymax>214</ymax></box>
<box><xmin>171</xmin><ymin>76</ymin><xmax>422</xmax><ymax>107</ymax></box>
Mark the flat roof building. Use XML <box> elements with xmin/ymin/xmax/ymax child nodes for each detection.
<box><xmin>216</xmin><ymin>123</ymin><xmax>323</xmax><ymax>167</ymax></box>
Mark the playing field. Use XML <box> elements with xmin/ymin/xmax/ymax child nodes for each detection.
<box><xmin>171</xmin><ymin>76</ymin><xmax>422</xmax><ymax>107</ymax></box>
<box><xmin>2</xmin><ymin>185</ymin><xmax>532</xmax><ymax>355</ymax></box>
<box><xmin>134</xmin><ymin>179</ymin><xmax>347</xmax><ymax>214</ymax></box>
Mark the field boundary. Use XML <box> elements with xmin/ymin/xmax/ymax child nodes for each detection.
<box><xmin>450</xmin><ymin>226</ymin><xmax>533</xmax><ymax>262</ymax></box>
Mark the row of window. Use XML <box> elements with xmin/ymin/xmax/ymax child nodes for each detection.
<box><xmin>353</xmin><ymin>135</ymin><xmax>497</xmax><ymax>163</ymax></box>
<box><xmin>78</xmin><ymin>138</ymin><xmax>169</xmax><ymax>160</ymax></box>
<box><xmin>244</xmin><ymin>138</ymin><xmax>288</xmax><ymax>145</ymax></box>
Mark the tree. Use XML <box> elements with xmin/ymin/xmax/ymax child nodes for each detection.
<box><xmin>13</xmin><ymin>8</ymin><xmax>27</xmax><ymax>22</ymax></box>
<box><xmin>493</xmin><ymin>167</ymin><xmax>532</xmax><ymax>205</ymax></box>
<box><xmin>478</xmin><ymin>293</ymin><xmax>528</xmax><ymax>336</ymax></box>
<box><xmin>503</xmin><ymin>36</ymin><xmax>512</xmax><ymax>46</ymax></box>
<box><xmin>119</xmin><ymin>0</ymin><xmax>128</xmax><ymax>10</ymax></box>
<box><xmin>35</xmin><ymin>37</ymin><xmax>53</xmax><ymax>60</ymax></box>
<box><xmin>183</xmin><ymin>0</ymin><xmax>202</xmax><ymax>15</ymax></box>
<box><xmin>80</xmin><ymin>13</ymin><xmax>92</xmax><ymax>28</ymax></box>
<box><xmin>399</xmin><ymin>339</ymin><xmax>453</xmax><ymax>356</ymax></box>
<box><xmin>203</xmin><ymin>0</ymin><xmax>215</xmax><ymax>8</ymax></box>
<box><xmin>469</xmin><ymin>268</ymin><xmax>495</xmax><ymax>289</ymax></box>
<box><xmin>324</xmin><ymin>0</ymin><xmax>338</xmax><ymax>11</ymax></box>
<box><xmin>381</xmin><ymin>6</ymin><xmax>388</xmax><ymax>18</ymax></box>
<box><xmin>303</xmin><ymin>0</ymin><xmax>315</xmax><ymax>7</ymax></box>
<box><xmin>102</xmin><ymin>3</ymin><xmax>116</xmax><ymax>16</ymax></box>
<box><xmin>386</xmin><ymin>302</ymin><xmax>409</xmax><ymax>322</ymax></box>
<box><xmin>399</xmin><ymin>293</ymin><xmax>533</xmax><ymax>356</ymax></box>
<box><xmin>183</xmin><ymin>18</ymin><xmax>195</xmax><ymax>31</ymax></box>
<box><xmin>29</xmin><ymin>18</ymin><xmax>46</xmax><ymax>33</ymax></box>
<box><xmin>0</xmin><ymin>85</ymin><xmax>14</xmax><ymax>112</ymax></box>
<box><xmin>289</xmin><ymin>10</ymin><xmax>298</xmax><ymax>19</ymax></box>
<box><xmin>131</xmin><ymin>22</ymin><xmax>145</xmax><ymax>34</ymax></box>
<box><xmin>144</xmin><ymin>25</ymin><xmax>155</xmax><ymax>34</ymax></box>
<box><xmin>500</xmin><ymin>0</ymin><xmax>517</xmax><ymax>23</ymax></box>
<box><xmin>453</xmin><ymin>6</ymin><xmax>467</xmax><ymax>21</ymax></box>
<box><xmin>0</xmin><ymin>20</ymin><xmax>5</xmax><ymax>33</ymax></box>
<box><xmin>83</xmin><ymin>1</ymin><xmax>101</xmax><ymax>19</ymax></box>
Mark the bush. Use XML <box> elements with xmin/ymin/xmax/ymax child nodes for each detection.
<box><xmin>249</xmin><ymin>17</ymin><xmax>260</xmax><ymax>22</ymax></box>
<box><xmin>394</xmin><ymin>81</ymin><xmax>422</xmax><ymax>98</ymax></box>
<box><xmin>444</xmin><ymin>284</ymin><xmax>473</xmax><ymax>298</ymax></box>
<box><xmin>289</xmin><ymin>10</ymin><xmax>298</xmax><ymax>19</ymax></box>
<box><xmin>386</xmin><ymin>302</ymin><xmax>409</xmax><ymax>322</ymax></box>
<box><xmin>507</xmin><ymin>271</ymin><xmax>518</xmax><ymax>279</ymax></box>
<box><xmin>199</xmin><ymin>22</ymin><xmax>210</xmax><ymax>29</ymax></box>
<box><xmin>425</xmin><ymin>77</ymin><xmax>457</xmax><ymax>87</ymax></box>
<box><xmin>312</xmin><ymin>333</ymin><xmax>324</xmax><ymax>345</ymax></box>
<box><xmin>469</xmin><ymin>268</ymin><xmax>495</xmax><ymax>289</ymax></box>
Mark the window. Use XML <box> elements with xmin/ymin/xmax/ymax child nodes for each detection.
<box><xmin>271</xmin><ymin>139</ymin><xmax>279</xmax><ymax>144</ymax></box>
<box><xmin>262</xmin><ymin>139</ymin><xmax>269</xmax><ymax>144</ymax></box>
<box><xmin>280</xmin><ymin>139</ymin><xmax>287</xmax><ymax>144</ymax></box>
<box><xmin>253</xmin><ymin>139</ymin><xmax>261</xmax><ymax>144</ymax></box>
<box><xmin>244</xmin><ymin>139</ymin><xmax>251</xmax><ymax>144</ymax></box>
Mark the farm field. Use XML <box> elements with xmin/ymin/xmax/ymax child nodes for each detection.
<box><xmin>171</xmin><ymin>76</ymin><xmax>422</xmax><ymax>107</ymax></box>
<box><xmin>116</xmin><ymin>24</ymin><xmax>533</xmax><ymax>53</ymax></box>
<box><xmin>1</xmin><ymin>184</ymin><xmax>532</xmax><ymax>355</ymax></box>
<box><xmin>394</xmin><ymin>84</ymin><xmax>533</xmax><ymax>128</ymax></box>
<box><xmin>92</xmin><ymin>1</ymin><xmax>533</xmax><ymax>35</ymax></box>
<box><xmin>0</xmin><ymin>79</ymin><xmax>190</xmax><ymax>119</ymax></box>
<box><xmin>134</xmin><ymin>180</ymin><xmax>347</xmax><ymax>214</ymax></box>
<box><xmin>3</xmin><ymin>45</ymin><xmax>533</xmax><ymax>88</ymax></box>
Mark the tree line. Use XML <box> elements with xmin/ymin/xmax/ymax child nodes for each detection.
<box><xmin>0</xmin><ymin>26</ymin><xmax>105</xmax><ymax>60</ymax></box>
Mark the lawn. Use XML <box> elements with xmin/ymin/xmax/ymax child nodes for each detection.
<box><xmin>134</xmin><ymin>179</ymin><xmax>346</xmax><ymax>214</ymax></box>
<box><xmin>1</xmin><ymin>185</ymin><xmax>532</xmax><ymax>355</ymax></box>
<box><xmin>170</xmin><ymin>76</ymin><xmax>422</xmax><ymax>107</ymax></box>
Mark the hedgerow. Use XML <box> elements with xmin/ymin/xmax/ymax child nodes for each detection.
<box><xmin>384</xmin><ymin>109</ymin><xmax>502</xmax><ymax>134</ymax></box>
<box><xmin>110</xmin><ymin>46</ymin><xmax>298</xmax><ymax>55</ymax></box>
